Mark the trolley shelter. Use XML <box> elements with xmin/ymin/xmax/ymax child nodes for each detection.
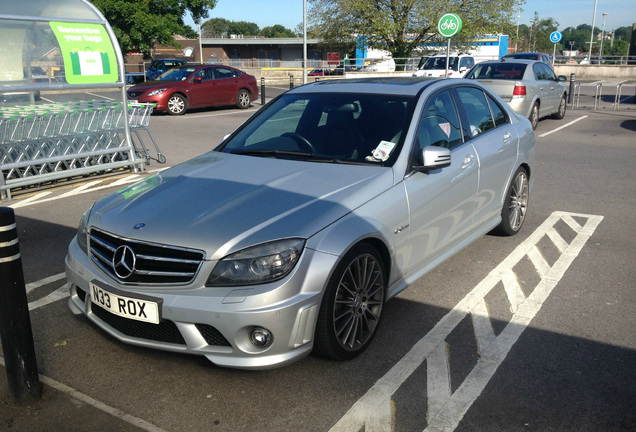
<box><xmin>0</xmin><ymin>0</ymin><xmax>163</xmax><ymax>200</ymax></box>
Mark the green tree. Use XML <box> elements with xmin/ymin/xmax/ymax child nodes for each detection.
<box><xmin>228</xmin><ymin>21</ymin><xmax>261</xmax><ymax>36</ymax></box>
<box><xmin>260</xmin><ymin>24</ymin><xmax>296</xmax><ymax>38</ymax></box>
<box><xmin>201</xmin><ymin>17</ymin><xmax>232</xmax><ymax>37</ymax></box>
<box><xmin>526</xmin><ymin>12</ymin><xmax>559</xmax><ymax>53</ymax></box>
<box><xmin>92</xmin><ymin>0</ymin><xmax>217</xmax><ymax>58</ymax></box>
<box><xmin>308</xmin><ymin>0</ymin><xmax>520</xmax><ymax>68</ymax></box>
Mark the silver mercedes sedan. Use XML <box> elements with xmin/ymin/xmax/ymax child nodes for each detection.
<box><xmin>65</xmin><ymin>78</ymin><xmax>535</xmax><ymax>369</ymax></box>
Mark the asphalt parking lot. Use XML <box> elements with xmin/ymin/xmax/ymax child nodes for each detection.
<box><xmin>1</xmin><ymin>81</ymin><xmax>635</xmax><ymax>431</ymax></box>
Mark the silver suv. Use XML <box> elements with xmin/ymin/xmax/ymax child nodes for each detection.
<box><xmin>413</xmin><ymin>53</ymin><xmax>475</xmax><ymax>78</ymax></box>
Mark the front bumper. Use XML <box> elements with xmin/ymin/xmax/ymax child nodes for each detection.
<box><xmin>65</xmin><ymin>237</ymin><xmax>337</xmax><ymax>369</ymax></box>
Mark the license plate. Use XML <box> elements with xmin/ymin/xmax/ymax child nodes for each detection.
<box><xmin>90</xmin><ymin>282</ymin><xmax>159</xmax><ymax>324</ymax></box>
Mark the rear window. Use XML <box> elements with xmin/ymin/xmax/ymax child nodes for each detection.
<box><xmin>465</xmin><ymin>63</ymin><xmax>527</xmax><ymax>80</ymax></box>
<box><xmin>504</xmin><ymin>54</ymin><xmax>538</xmax><ymax>60</ymax></box>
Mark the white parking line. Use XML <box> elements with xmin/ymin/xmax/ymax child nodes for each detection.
<box><xmin>538</xmin><ymin>115</ymin><xmax>588</xmax><ymax>138</ymax></box>
<box><xmin>179</xmin><ymin>107</ymin><xmax>261</xmax><ymax>119</ymax></box>
<box><xmin>26</xmin><ymin>272</ymin><xmax>66</xmax><ymax>294</ymax></box>
<box><xmin>85</xmin><ymin>91</ymin><xmax>117</xmax><ymax>101</ymax></box>
<box><xmin>329</xmin><ymin>211</ymin><xmax>603</xmax><ymax>432</ymax></box>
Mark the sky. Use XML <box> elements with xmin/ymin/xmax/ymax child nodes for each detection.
<box><xmin>186</xmin><ymin>0</ymin><xmax>636</xmax><ymax>33</ymax></box>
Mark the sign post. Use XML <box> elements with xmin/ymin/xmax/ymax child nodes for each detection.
<box><xmin>550</xmin><ymin>31</ymin><xmax>563</xmax><ymax>66</ymax></box>
<box><xmin>438</xmin><ymin>13</ymin><xmax>463</xmax><ymax>77</ymax></box>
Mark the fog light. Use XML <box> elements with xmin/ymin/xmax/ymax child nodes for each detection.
<box><xmin>249</xmin><ymin>327</ymin><xmax>273</xmax><ymax>348</ymax></box>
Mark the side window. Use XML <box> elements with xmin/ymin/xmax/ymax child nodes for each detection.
<box><xmin>455</xmin><ymin>87</ymin><xmax>495</xmax><ymax>137</ymax></box>
<box><xmin>195</xmin><ymin>68</ymin><xmax>213</xmax><ymax>81</ymax></box>
<box><xmin>533</xmin><ymin>63</ymin><xmax>546</xmax><ymax>80</ymax></box>
<box><xmin>214</xmin><ymin>67</ymin><xmax>235</xmax><ymax>80</ymax></box>
<box><xmin>416</xmin><ymin>90</ymin><xmax>463</xmax><ymax>150</ymax></box>
<box><xmin>541</xmin><ymin>64</ymin><xmax>556</xmax><ymax>81</ymax></box>
<box><xmin>485</xmin><ymin>94</ymin><xmax>509</xmax><ymax>127</ymax></box>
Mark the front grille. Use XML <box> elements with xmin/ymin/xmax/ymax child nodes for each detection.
<box><xmin>89</xmin><ymin>228</ymin><xmax>205</xmax><ymax>285</ymax></box>
<box><xmin>127</xmin><ymin>91</ymin><xmax>145</xmax><ymax>98</ymax></box>
<box><xmin>92</xmin><ymin>305</ymin><xmax>186</xmax><ymax>345</ymax></box>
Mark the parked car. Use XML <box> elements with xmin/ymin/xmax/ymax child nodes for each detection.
<box><xmin>502</xmin><ymin>52</ymin><xmax>552</xmax><ymax>68</ymax></box>
<box><xmin>465</xmin><ymin>59</ymin><xmax>567</xmax><ymax>129</ymax></box>
<box><xmin>146</xmin><ymin>58</ymin><xmax>187</xmax><ymax>80</ymax></box>
<box><xmin>413</xmin><ymin>53</ymin><xmax>475</xmax><ymax>78</ymax></box>
<box><xmin>66</xmin><ymin>78</ymin><xmax>535</xmax><ymax>369</ymax></box>
<box><xmin>127</xmin><ymin>64</ymin><xmax>258</xmax><ymax>115</ymax></box>
<box><xmin>308</xmin><ymin>68</ymin><xmax>329</xmax><ymax>76</ymax></box>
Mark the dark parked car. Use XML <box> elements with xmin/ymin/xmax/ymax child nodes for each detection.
<box><xmin>502</xmin><ymin>52</ymin><xmax>552</xmax><ymax>68</ymax></box>
<box><xmin>67</xmin><ymin>77</ymin><xmax>535</xmax><ymax>369</ymax></box>
<box><xmin>146</xmin><ymin>58</ymin><xmax>187</xmax><ymax>80</ymax></box>
<box><xmin>127</xmin><ymin>64</ymin><xmax>258</xmax><ymax>115</ymax></box>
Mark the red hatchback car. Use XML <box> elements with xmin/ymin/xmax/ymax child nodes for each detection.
<box><xmin>127</xmin><ymin>64</ymin><xmax>259</xmax><ymax>115</ymax></box>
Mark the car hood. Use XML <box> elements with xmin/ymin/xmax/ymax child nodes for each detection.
<box><xmin>90</xmin><ymin>152</ymin><xmax>395</xmax><ymax>259</ymax></box>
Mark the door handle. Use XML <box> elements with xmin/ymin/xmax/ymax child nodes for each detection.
<box><xmin>461</xmin><ymin>154</ymin><xmax>475</xmax><ymax>170</ymax></box>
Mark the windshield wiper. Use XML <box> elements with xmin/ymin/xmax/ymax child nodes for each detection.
<box><xmin>230</xmin><ymin>149</ymin><xmax>315</xmax><ymax>158</ymax></box>
<box><xmin>229</xmin><ymin>149</ymin><xmax>383</xmax><ymax>166</ymax></box>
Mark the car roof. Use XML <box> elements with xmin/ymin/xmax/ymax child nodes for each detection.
<box><xmin>287</xmin><ymin>77</ymin><xmax>445</xmax><ymax>96</ymax></box>
<box><xmin>480</xmin><ymin>59</ymin><xmax>543</xmax><ymax>65</ymax></box>
<box><xmin>503</xmin><ymin>52</ymin><xmax>546</xmax><ymax>58</ymax></box>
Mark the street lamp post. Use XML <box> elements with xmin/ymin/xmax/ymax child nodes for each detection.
<box><xmin>600</xmin><ymin>13</ymin><xmax>607</xmax><ymax>61</ymax></box>
<box><xmin>588</xmin><ymin>0</ymin><xmax>598</xmax><ymax>62</ymax></box>
<box><xmin>515</xmin><ymin>2</ymin><xmax>521</xmax><ymax>52</ymax></box>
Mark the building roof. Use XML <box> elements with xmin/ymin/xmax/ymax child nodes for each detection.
<box><xmin>201</xmin><ymin>37</ymin><xmax>321</xmax><ymax>46</ymax></box>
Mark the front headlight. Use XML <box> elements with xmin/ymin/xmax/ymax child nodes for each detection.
<box><xmin>147</xmin><ymin>88</ymin><xmax>168</xmax><ymax>96</ymax></box>
<box><xmin>206</xmin><ymin>238</ymin><xmax>305</xmax><ymax>287</ymax></box>
<box><xmin>76</xmin><ymin>205</ymin><xmax>94</xmax><ymax>254</ymax></box>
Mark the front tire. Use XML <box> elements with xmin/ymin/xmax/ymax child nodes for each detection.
<box><xmin>314</xmin><ymin>244</ymin><xmax>386</xmax><ymax>361</ymax></box>
<box><xmin>167</xmin><ymin>94</ymin><xmax>187</xmax><ymax>115</ymax></box>
<box><xmin>236</xmin><ymin>89</ymin><xmax>251</xmax><ymax>109</ymax></box>
<box><xmin>494</xmin><ymin>167</ymin><xmax>529</xmax><ymax>236</ymax></box>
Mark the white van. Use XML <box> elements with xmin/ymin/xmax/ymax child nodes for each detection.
<box><xmin>413</xmin><ymin>53</ymin><xmax>475</xmax><ymax>78</ymax></box>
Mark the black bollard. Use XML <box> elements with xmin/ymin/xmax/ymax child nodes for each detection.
<box><xmin>290</xmin><ymin>75</ymin><xmax>294</xmax><ymax>90</ymax></box>
<box><xmin>0</xmin><ymin>207</ymin><xmax>42</xmax><ymax>402</ymax></box>
<box><xmin>260</xmin><ymin>77</ymin><xmax>266</xmax><ymax>105</ymax></box>
<box><xmin>568</xmin><ymin>73</ymin><xmax>576</xmax><ymax>105</ymax></box>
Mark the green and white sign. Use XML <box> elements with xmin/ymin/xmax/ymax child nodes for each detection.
<box><xmin>438</xmin><ymin>13</ymin><xmax>463</xmax><ymax>38</ymax></box>
<box><xmin>50</xmin><ymin>21</ymin><xmax>117</xmax><ymax>84</ymax></box>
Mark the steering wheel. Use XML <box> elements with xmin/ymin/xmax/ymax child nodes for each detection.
<box><xmin>281</xmin><ymin>132</ymin><xmax>315</xmax><ymax>153</ymax></box>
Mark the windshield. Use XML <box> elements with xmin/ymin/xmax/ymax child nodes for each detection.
<box><xmin>465</xmin><ymin>63</ymin><xmax>527</xmax><ymax>80</ymax></box>
<box><xmin>218</xmin><ymin>92</ymin><xmax>415</xmax><ymax>166</ymax></box>
<box><xmin>157</xmin><ymin>67</ymin><xmax>198</xmax><ymax>81</ymax></box>
<box><xmin>420</xmin><ymin>56</ymin><xmax>459</xmax><ymax>71</ymax></box>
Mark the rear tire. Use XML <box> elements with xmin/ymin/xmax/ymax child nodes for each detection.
<box><xmin>494</xmin><ymin>167</ymin><xmax>529</xmax><ymax>236</ymax></box>
<box><xmin>552</xmin><ymin>94</ymin><xmax>567</xmax><ymax>119</ymax></box>
<box><xmin>313</xmin><ymin>243</ymin><xmax>386</xmax><ymax>361</ymax></box>
<box><xmin>236</xmin><ymin>89</ymin><xmax>251</xmax><ymax>109</ymax></box>
<box><xmin>529</xmin><ymin>102</ymin><xmax>539</xmax><ymax>130</ymax></box>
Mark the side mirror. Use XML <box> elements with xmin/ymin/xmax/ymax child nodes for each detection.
<box><xmin>414</xmin><ymin>147</ymin><xmax>451</xmax><ymax>172</ymax></box>
<box><xmin>558</xmin><ymin>75</ymin><xmax>567</xmax><ymax>82</ymax></box>
<box><xmin>193</xmin><ymin>76</ymin><xmax>203</xmax><ymax>83</ymax></box>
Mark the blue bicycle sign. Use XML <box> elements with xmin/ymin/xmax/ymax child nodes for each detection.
<box><xmin>550</xmin><ymin>31</ymin><xmax>563</xmax><ymax>44</ymax></box>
